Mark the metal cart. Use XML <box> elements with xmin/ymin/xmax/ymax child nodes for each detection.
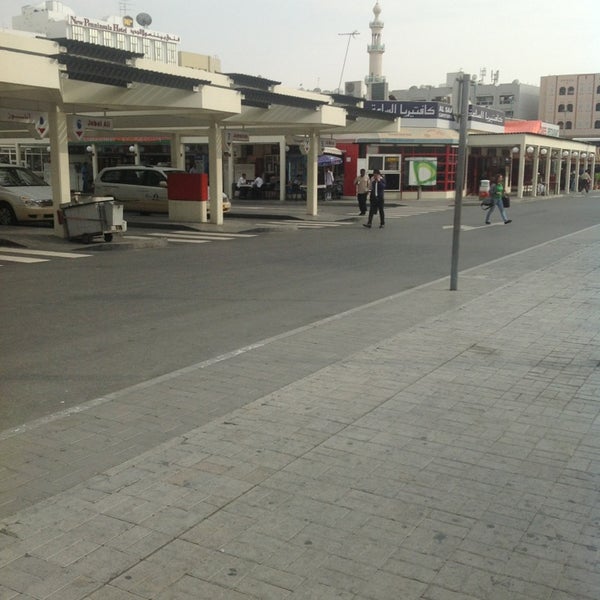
<box><xmin>60</xmin><ymin>197</ymin><xmax>127</xmax><ymax>243</ymax></box>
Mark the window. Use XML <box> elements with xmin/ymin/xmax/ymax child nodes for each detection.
<box><xmin>476</xmin><ymin>96</ymin><xmax>493</xmax><ymax>106</ymax></box>
<box><xmin>565</xmin><ymin>121</ymin><xmax>572</xmax><ymax>129</ymax></box>
<box><xmin>567</xmin><ymin>86</ymin><xmax>575</xmax><ymax>95</ymax></box>
<box><xmin>558</xmin><ymin>104</ymin><xmax>565</xmax><ymax>112</ymax></box>
<box><xmin>595</xmin><ymin>121</ymin><xmax>600</xmax><ymax>129</ymax></box>
<box><xmin>167</xmin><ymin>44</ymin><xmax>177</xmax><ymax>65</ymax></box>
<box><xmin>71</xmin><ymin>25</ymin><xmax>85</xmax><ymax>42</ymax></box>
<box><xmin>103</xmin><ymin>31</ymin><xmax>113</xmax><ymax>47</ymax></box>
<box><xmin>143</xmin><ymin>39</ymin><xmax>151</xmax><ymax>58</ymax></box>
<box><xmin>597</xmin><ymin>85</ymin><xmax>600</xmax><ymax>94</ymax></box>
<box><xmin>89</xmin><ymin>29</ymin><xmax>98</xmax><ymax>44</ymax></box>
<box><xmin>557</xmin><ymin>121</ymin><xmax>564</xmax><ymax>128</ymax></box>
<box><xmin>130</xmin><ymin>37</ymin><xmax>139</xmax><ymax>53</ymax></box>
<box><xmin>116</xmin><ymin>34</ymin><xmax>126</xmax><ymax>50</ymax></box>
<box><xmin>596</xmin><ymin>103</ymin><xmax>600</xmax><ymax>111</ymax></box>
<box><xmin>367</xmin><ymin>154</ymin><xmax>401</xmax><ymax>191</ymax></box>
<box><xmin>499</xmin><ymin>94</ymin><xmax>514</xmax><ymax>105</ymax></box>
<box><xmin>559</xmin><ymin>87</ymin><xmax>566</xmax><ymax>95</ymax></box>
<box><xmin>567</xmin><ymin>104</ymin><xmax>573</xmax><ymax>112</ymax></box>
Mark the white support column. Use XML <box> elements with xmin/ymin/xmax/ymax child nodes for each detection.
<box><xmin>279</xmin><ymin>138</ymin><xmax>286</xmax><ymax>201</ymax></box>
<box><xmin>171</xmin><ymin>134</ymin><xmax>185</xmax><ymax>170</ymax></box>
<box><xmin>48</xmin><ymin>105</ymin><xmax>71</xmax><ymax>238</ymax></box>
<box><xmin>517</xmin><ymin>147</ymin><xmax>526</xmax><ymax>199</ymax></box>
<box><xmin>556</xmin><ymin>152</ymin><xmax>564</xmax><ymax>194</ymax></box>
<box><xmin>208</xmin><ymin>121</ymin><xmax>224</xmax><ymax>225</ymax></box>
<box><xmin>130</xmin><ymin>143</ymin><xmax>140</xmax><ymax>165</ymax></box>
<box><xmin>542</xmin><ymin>151</ymin><xmax>551</xmax><ymax>196</ymax></box>
<box><xmin>87</xmin><ymin>144</ymin><xmax>98</xmax><ymax>180</ymax></box>
<box><xmin>565</xmin><ymin>153</ymin><xmax>573</xmax><ymax>193</ymax></box>
<box><xmin>531</xmin><ymin>148</ymin><xmax>540</xmax><ymax>197</ymax></box>
<box><xmin>306</xmin><ymin>130</ymin><xmax>319</xmax><ymax>216</ymax></box>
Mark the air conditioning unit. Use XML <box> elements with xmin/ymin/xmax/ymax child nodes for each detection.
<box><xmin>345</xmin><ymin>81</ymin><xmax>365</xmax><ymax>98</ymax></box>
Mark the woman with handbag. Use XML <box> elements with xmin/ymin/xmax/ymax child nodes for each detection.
<box><xmin>485</xmin><ymin>174</ymin><xmax>512</xmax><ymax>225</ymax></box>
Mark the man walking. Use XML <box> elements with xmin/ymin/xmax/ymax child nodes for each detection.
<box><xmin>363</xmin><ymin>169</ymin><xmax>385</xmax><ymax>229</ymax></box>
<box><xmin>353</xmin><ymin>168</ymin><xmax>369</xmax><ymax>215</ymax></box>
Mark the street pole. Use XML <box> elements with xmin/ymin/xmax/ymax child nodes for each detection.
<box><xmin>449</xmin><ymin>73</ymin><xmax>470</xmax><ymax>291</ymax></box>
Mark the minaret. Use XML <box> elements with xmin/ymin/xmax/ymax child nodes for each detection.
<box><xmin>366</xmin><ymin>1</ymin><xmax>386</xmax><ymax>100</ymax></box>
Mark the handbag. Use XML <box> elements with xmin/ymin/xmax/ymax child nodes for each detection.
<box><xmin>502</xmin><ymin>194</ymin><xmax>510</xmax><ymax>208</ymax></box>
<box><xmin>480</xmin><ymin>196</ymin><xmax>493</xmax><ymax>209</ymax></box>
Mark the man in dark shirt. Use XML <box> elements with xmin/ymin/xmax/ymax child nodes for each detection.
<box><xmin>363</xmin><ymin>169</ymin><xmax>386</xmax><ymax>229</ymax></box>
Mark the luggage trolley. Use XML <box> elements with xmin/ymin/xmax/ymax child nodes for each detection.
<box><xmin>60</xmin><ymin>197</ymin><xmax>127</xmax><ymax>243</ymax></box>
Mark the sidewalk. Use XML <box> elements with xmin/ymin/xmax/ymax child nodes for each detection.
<box><xmin>0</xmin><ymin>220</ymin><xmax>598</xmax><ymax>598</ymax></box>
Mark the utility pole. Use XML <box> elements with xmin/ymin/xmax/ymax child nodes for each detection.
<box><xmin>449</xmin><ymin>72</ymin><xmax>471</xmax><ymax>291</ymax></box>
<box><xmin>337</xmin><ymin>31</ymin><xmax>359</xmax><ymax>94</ymax></box>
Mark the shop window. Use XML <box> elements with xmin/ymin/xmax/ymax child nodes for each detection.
<box><xmin>367</xmin><ymin>154</ymin><xmax>401</xmax><ymax>190</ymax></box>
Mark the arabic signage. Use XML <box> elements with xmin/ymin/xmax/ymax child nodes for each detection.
<box><xmin>366</xmin><ymin>101</ymin><xmax>455</xmax><ymax>121</ymax></box>
<box><xmin>0</xmin><ymin>109</ymin><xmax>49</xmax><ymax>138</ymax></box>
<box><xmin>467</xmin><ymin>105</ymin><xmax>505</xmax><ymax>126</ymax></box>
<box><xmin>365</xmin><ymin>100</ymin><xmax>505</xmax><ymax>129</ymax></box>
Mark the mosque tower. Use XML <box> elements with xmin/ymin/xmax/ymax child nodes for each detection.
<box><xmin>365</xmin><ymin>1</ymin><xmax>387</xmax><ymax>100</ymax></box>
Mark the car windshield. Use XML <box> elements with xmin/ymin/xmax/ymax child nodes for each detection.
<box><xmin>0</xmin><ymin>167</ymin><xmax>48</xmax><ymax>187</ymax></box>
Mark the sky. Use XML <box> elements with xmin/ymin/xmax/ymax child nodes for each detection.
<box><xmin>1</xmin><ymin>0</ymin><xmax>598</xmax><ymax>92</ymax></box>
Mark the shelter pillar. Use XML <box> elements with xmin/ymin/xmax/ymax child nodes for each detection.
<box><xmin>171</xmin><ymin>134</ymin><xmax>185</xmax><ymax>170</ymax></box>
<box><xmin>48</xmin><ymin>105</ymin><xmax>71</xmax><ymax>238</ymax></box>
<box><xmin>208</xmin><ymin>121</ymin><xmax>224</xmax><ymax>225</ymax></box>
<box><xmin>306</xmin><ymin>130</ymin><xmax>319</xmax><ymax>216</ymax></box>
<box><xmin>517</xmin><ymin>147</ymin><xmax>525</xmax><ymax>199</ymax></box>
<box><xmin>532</xmin><ymin>147</ymin><xmax>540</xmax><ymax>197</ymax></box>
<box><xmin>565</xmin><ymin>154</ymin><xmax>573</xmax><ymax>193</ymax></box>
<box><xmin>543</xmin><ymin>152</ymin><xmax>551</xmax><ymax>196</ymax></box>
<box><xmin>279</xmin><ymin>139</ymin><xmax>286</xmax><ymax>201</ymax></box>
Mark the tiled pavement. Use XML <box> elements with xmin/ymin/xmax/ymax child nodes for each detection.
<box><xmin>0</xmin><ymin>223</ymin><xmax>599</xmax><ymax>599</ymax></box>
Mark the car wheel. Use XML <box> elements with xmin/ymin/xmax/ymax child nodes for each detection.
<box><xmin>0</xmin><ymin>202</ymin><xmax>17</xmax><ymax>226</ymax></box>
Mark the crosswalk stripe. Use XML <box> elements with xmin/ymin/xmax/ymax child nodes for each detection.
<box><xmin>262</xmin><ymin>221</ymin><xmax>351</xmax><ymax>227</ymax></box>
<box><xmin>169</xmin><ymin>230</ymin><xmax>257</xmax><ymax>238</ymax></box>
<box><xmin>0</xmin><ymin>255</ymin><xmax>49</xmax><ymax>263</ymax></box>
<box><xmin>0</xmin><ymin>248</ymin><xmax>91</xmax><ymax>258</ymax></box>
<box><xmin>162</xmin><ymin>239</ymin><xmax>210</xmax><ymax>244</ymax></box>
<box><xmin>147</xmin><ymin>233</ymin><xmax>236</xmax><ymax>241</ymax></box>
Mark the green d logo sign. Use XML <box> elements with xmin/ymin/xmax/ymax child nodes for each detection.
<box><xmin>412</xmin><ymin>160</ymin><xmax>437</xmax><ymax>186</ymax></box>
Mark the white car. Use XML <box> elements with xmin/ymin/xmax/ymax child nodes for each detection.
<box><xmin>0</xmin><ymin>165</ymin><xmax>54</xmax><ymax>225</ymax></box>
<box><xmin>93</xmin><ymin>165</ymin><xmax>231</xmax><ymax>214</ymax></box>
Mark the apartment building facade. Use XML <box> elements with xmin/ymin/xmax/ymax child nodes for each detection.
<box><xmin>538</xmin><ymin>74</ymin><xmax>600</xmax><ymax>142</ymax></box>
<box><xmin>390</xmin><ymin>72</ymin><xmax>539</xmax><ymax>120</ymax></box>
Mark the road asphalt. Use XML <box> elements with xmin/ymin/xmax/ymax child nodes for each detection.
<box><xmin>0</xmin><ymin>195</ymin><xmax>599</xmax><ymax>599</ymax></box>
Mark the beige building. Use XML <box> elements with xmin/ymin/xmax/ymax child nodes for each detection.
<box><xmin>538</xmin><ymin>73</ymin><xmax>600</xmax><ymax>141</ymax></box>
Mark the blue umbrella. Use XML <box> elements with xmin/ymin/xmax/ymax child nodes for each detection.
<box><xmin>317</xmin><ymin>154</ymin><xmax>342</xmax><ymax>167</ymax></box>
